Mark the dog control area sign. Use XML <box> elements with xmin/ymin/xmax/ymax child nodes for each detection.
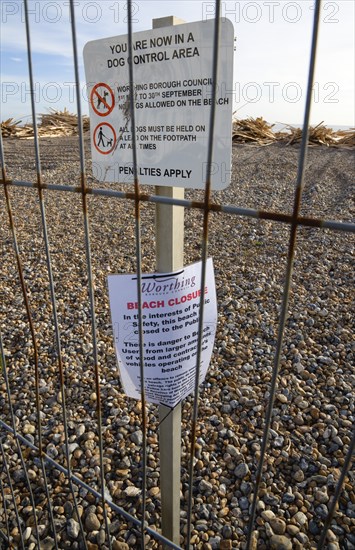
<box><xmin>83</xmin><ymin>19</ymin><xmax>234</xmax><ymax>189</ymax></box>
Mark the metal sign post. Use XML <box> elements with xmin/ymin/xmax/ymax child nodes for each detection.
<box><xmin>153</xmin><ymin>15</ymin><xmax>185</xmax><ymax>549</ymax></box>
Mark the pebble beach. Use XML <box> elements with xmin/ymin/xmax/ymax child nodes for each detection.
<box><xmin>0</xmin><ymin>137</ymin><xmax>354</xmax><ymax>549</ymax></box>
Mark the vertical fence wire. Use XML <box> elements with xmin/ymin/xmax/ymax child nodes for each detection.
<box><xmin>246</xmin><ymin>1</ymin><xmax>322</xmax><ymax>546</ymax></box>
<box><xmin>0</xmin><ymin>439</ymin><xmax>25</xmax><ymax>549</ymax></box>
<box><xmin>127</xmin><ymin>1</ymin><xmax>148</xmax><ymax>545</ymax></box>
<box><xmin>0</xmin><ymin>326</ymin><xmax>41</xmax><ymax>548</ymax></box>
<box><xmin>22</xmin><ymin>1</ymin><xmax>88</xmax><ymax>547</ymax></box>
<box><xmin>317</xmin><ymin>428</ymin><xmax>355</xmax><ymax>549</ymax></box>
<box><xmin>0</xmin><ymin>128</ymin><xmax>43</xmax><ymax>549</ymax></box>
<box><xmin>185</xmin><ymin>3</ymin><xmax>221</xmax><ymax>547</ymax></box>
<box><xmin>2</xmin><ymin>165</ymin><xmax>59</xmax><ymax>549</ymax></box>
<box><xmin>68</xmin><ymin>1</ymin><xmax>112</xmax><ymax>548</ymax></box>
<box><xmin>0</xmin><ymin>446</ymin><xmax>12</xmax><ymax>548</ymax></box>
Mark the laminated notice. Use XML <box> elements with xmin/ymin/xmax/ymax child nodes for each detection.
<box><xmin>108</xmin><ymin>259</ymin><xmax>217</xmax><ymax>408</ymax></box>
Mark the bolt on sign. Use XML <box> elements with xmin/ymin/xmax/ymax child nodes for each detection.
<box><xmin>83</xmin><ymin>19</ymin><xmax>234</xmax><ymax>189</ymax></box>
<box><xmin>108</xmin><ymin>259</ymin><xmax>217</xmax><ymax>408</ymax></box>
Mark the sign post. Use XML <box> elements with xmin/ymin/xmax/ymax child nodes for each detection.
<box><xmin>153</xmin><ymin>14</ymin><xmax>185</xmax><ymax>550</ymax></box>
<box><xmin>84</xmin><ymin>17</ymin><xmax>234</xmax><ymax>547</ymax></box>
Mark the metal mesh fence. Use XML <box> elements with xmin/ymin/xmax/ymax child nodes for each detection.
<box><xmin>1</xmin><ymin>0</ymin><xmax>354</xmax><ymax>549</ymax></box>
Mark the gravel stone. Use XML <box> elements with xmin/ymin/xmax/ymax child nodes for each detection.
<box><xmin>270</xmin><ymin>518</ymin><xmax>287</xmax><ymax>535</ymax></box>
<box><xmin>270</xmin><ymin>535</ymin><xmax>293</xmax><ymax>550</ymax></box>
<box><xmin>293</xmin><ymin>511</ymin><xmax>308</xmax><ymax>526</ymax></box>
<box><xmin>112</xmin><ymin>542</ymin><xmax>129</xmax><ymax>550</ymax></box>
<box><xmin>315</xmin><ymin>504</ymin><xmax>329</xmax><ymax>519</ymax></box>
<box><xmin>234</xmin><ymin>462</ymin><xmax>250</xmax><ymax>479</ymax></box>
<box><xmin>199</xmin><ymin>479</ymin><xmax>213</xmax><ymax>493</ymax></box>
<box><xmin>130</xmin><ymin>430</ymin><xmax>143</xmax><ymax>445</ymax></box>
<box><xmin>85</xmin><ymin>513</ymin><xmax>100</xmax><ymax>532</ymax></box>
<box><xmin>67</xmin><ymin>518</ymin><xmax>80</xmax><ymax>539</ymax></box>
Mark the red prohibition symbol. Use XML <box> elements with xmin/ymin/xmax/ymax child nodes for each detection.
<box><xmin>90</xmin><ymin>83</ymin><xmax>115</xmax><ymax>116</ymax></box>
<box><xmin>94</xmin><ymin>123</ymin><xmax>117</xmax><ymax>155</ymax></box>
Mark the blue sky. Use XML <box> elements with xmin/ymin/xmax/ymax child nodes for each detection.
<box><xmin>1</xmin><ymin>0</ymin><xmax>354</xmax><ymax>127</ymax></box>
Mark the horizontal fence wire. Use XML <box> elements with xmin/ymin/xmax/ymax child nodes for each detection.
<box><xmin>1</xmin><ymin>179</ymin><xmax>355</xmax><ymax>233</ymax></box>
<box><xmin>0</xmin><ymin>0</ymin><xmax>354</xmax><ymax>548</ymax></box>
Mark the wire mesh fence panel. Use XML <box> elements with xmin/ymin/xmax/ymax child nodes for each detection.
<box><xmin>1</xmin><ymin>0</ymin><xmax>354</xmax><ymax>549</ymax></box>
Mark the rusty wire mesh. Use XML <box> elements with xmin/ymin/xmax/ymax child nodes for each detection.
<box><xmin>1</xmin><ymin>0</ymin><xmax>354</xmax><ymax>549</ymax></box>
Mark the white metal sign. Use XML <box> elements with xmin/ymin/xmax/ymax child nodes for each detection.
<box><xmin>108</xmin><ymin>259</ymin><xmax>217</xmax><ymax>408</ymax></box>
<box><xmin>83</xmin><ymin>19</ymin><xmax>234</xmax><ymax>189</ymax></box>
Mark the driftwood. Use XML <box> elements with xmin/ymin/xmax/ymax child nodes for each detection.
<box><xmin>232</xmin><ymin>116</ymin><xmax>277</xmax><ymax>145</ymax></box>
<box><xmin>279</xmin><ymin>121</ymin><xmax>355</xmax><ymax>148</ymax></box>
<box><xmin>232</xmin><ymin>117</ymin><xmax>355</xmax><ymax>148</ymax></box>
<box><xmin>335</xmin><ymin>130</ymin><xmax>355</xmax><ymax>148</ymax></box>
<box><xmin>1</xmin><ymin>118</ymin><xmax>29</xmax><ymax>138</ymax></box>
<box><xmin>1</xmin><ymin>109</ymin><xmax>90</xmax><ymax>139</ymax></box>
<box><xmin>1</xmin><ymin>111</ymin><xmax>354</xmax><ymax>147</ymax></box>
<box><xmin>38</xmin><ymin>108</ymin><xmax>90</xmax><ymax>137</ymax></box>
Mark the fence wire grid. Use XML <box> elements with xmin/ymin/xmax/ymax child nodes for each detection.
<box><xmin>1</xmin><ymin>0</ymin><xmax>354</xmax><ymax>549</ymax></box>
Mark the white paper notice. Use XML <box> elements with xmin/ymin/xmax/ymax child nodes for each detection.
<box><xmin>108</xmin><ymin>259</ymin><xmax>217</xmax><ymax>408</ymax></box>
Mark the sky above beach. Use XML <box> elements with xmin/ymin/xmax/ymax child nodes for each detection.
<box><xmin>1</xmin><ymin>0</ymin><xmax>354</xmax><ymax>127</ymax></box>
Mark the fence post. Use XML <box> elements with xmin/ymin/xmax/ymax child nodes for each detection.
<box><xmin>153</xmin><ymin>16</ymin><xmax>185</xmax><ymax>548</ymax></box>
